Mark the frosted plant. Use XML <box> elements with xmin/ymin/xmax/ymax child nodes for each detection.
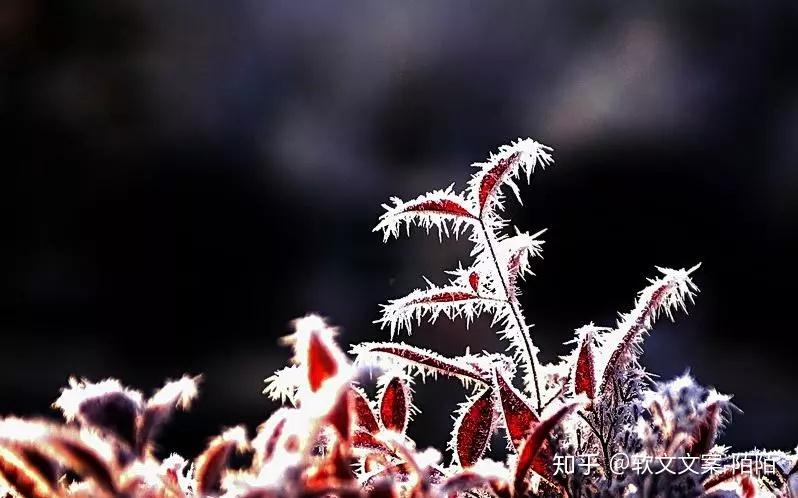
<box><xmin>353</xmin><ymin>139</ymin><xmax>796</xmax><ymax>496</ymax></box>
<box><xmin>372</xmin><ymin>139</ymin><xmax>552</xmax><ymax>409</ymax></box>
<box><xmin>0</xmin><ymin>139</ymin><xmax>795</xmax><ymax>498</ymax></box>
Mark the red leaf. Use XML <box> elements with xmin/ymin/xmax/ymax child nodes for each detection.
<box><xmin>325</xmin><ymin>387</ymin><xmax>352</xmax><ymax>442</ymax></box>
<box><xmin>455</xmin><ymin>388</ymin><xmax>495</xmax><ymax>468</ymax></box>
<box><xmin>478</xmin><ymin>152</ymin><xmax>520</xmax><ymax>213</ymax></box>
<box><xmin>0</xmin><ymin>447</ymin><xmax>58</xmax><ymax>498</ymax></box>
<box><xmin>136</xmin><ymin>376</ymin><xmax>199</xmax><ymax>456</ymax></box>
<box><xmin>493</xmin><ymin>369</ymin><xmax>538</xmax><ymax>450</ymax></box>
<box><xmin>685</xmin><ymin>402</ymin><xmax>721</xmax><ymax>457</ymax></box>
<box><xmin>308</xmin><ymin>333</ymin><xmax>338</xmax><ymax>392</ymax></box>
<box><xmin>533</xmin><ymin>444</ymin><xmax>556</xmax><ymax>482</ymax></box>
<box><xmin>45</xmin><ymin>434</ymin><xmax>117</xmax><ymax>494</ymax></box>
<box><xmin>705</xmin><ymin>468</ymin><xmax>763</xmax><ymax>497</ymax></box>
<box><xmin>306</xmin><ymin>442</ymin><xmax>353</xmax><ymax>489</ymax></box>
<box><xmin>352</xmin><ymin>430</ymin><xmax>393</xmax><ymax>455</ymax></box>
<box><xmin>254</xmin><ymin>410</ymin><xmax>290</xmax><ymax>465</ymax></box>
<box><xmin>513</xmin><ymin>402</ymin><xmax>579</xmax><ymax>496</ymax></box>
<box><xmin>351</xmin><ymin>387</ymin><xmax>380</xmax><ymax>434</ymax></box>
<box><xmin>409</xmin><ymin>291</ymin><xmax>478</xmax><ymax>304</ymax></box>
<box><xmin>405</xmin><ymin>199</ymin><xmax>475</xmax><ymax>218</ymax></box>
<box><xmin>468</xmin><ymin>272</ymin><xmax>480</xmax><ymax>293</ymax></box>
<box><xmin>574</xmin><ymin>334</ymin><xmax>596</xmax><ymax>400</ymax></box>
<box><xmin>740</xmin><ymin>475</ymin><xmax>756</xmax><ymax>498</ymax></box>
<box><xmin>16</xmin><ymin>448</ymin><xmax>58</xmax><ymax>487</ymax></box>
<box><xmin>599</xmin><ymin>282</ymin><xmax>671</xmax><ymax>392</ymax></box>
<box><xmin>195</xmin><ymin>428</ymin><xmax>246</xmax><ymax>495</ymax></box>
<box><xmin>357</xmin><ymin>343</ymin><xmax>486</xmax><ymax>384</ymax></box>
<box><xmin>68</xmin><ymin>389</ymin><xmax>141</xmax><ymax>449</ymax></box>
<box><xmin>379</xmin><ymin>377</ymin><xmax>411</xmax><ymax>434</ymax></box>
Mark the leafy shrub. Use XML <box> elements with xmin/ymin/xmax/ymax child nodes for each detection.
<box><xmin>1</xmin><ymin>139</ymin><xmax>795</xmax><ymax>497</ymax></box>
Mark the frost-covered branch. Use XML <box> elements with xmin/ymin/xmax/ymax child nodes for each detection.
<box><xmin>371</xmin><ymin>139</ymin><xmax>553</xmax><ymax>413</ymax></box>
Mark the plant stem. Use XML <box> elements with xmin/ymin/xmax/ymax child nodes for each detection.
<box><xmin>479</xmin><ymin>219</ymin><xmax>542</xmax><ymax>412</ymax></box>
<box><xmin>577</xmin><ymin>411</ymin><xmax>611</xmax><ymax>474</ymax></box>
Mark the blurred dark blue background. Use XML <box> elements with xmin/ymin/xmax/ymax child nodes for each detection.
<box><xmin>1</xmin><ymin>1</ymin><xmax>796</xmax><ymax>458</ymax></box>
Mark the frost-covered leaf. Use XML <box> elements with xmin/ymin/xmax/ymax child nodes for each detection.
<box><xmin>252</xmin><ymin>408</ymin><xmax>292</xmax><ymax>467</ymax></box>
<box><xmin>596</xmin><ymin>265</ymin><xmax>700</xmax><ymax>394</ymax></box>
<box><xmin>325</xmin><ymin>383</ymin><xmax>353</xmax><ymax>442</ymax></box>
<box><xmin>451</xmin><ymin>388</ymin><xmax>496</xmax><ymax>468</ymax></box>
<box><xmin>1</xmin><ymin>137</ymin><xmax>792</xmax><ymax>498</ymax></box>
<box><xmin>641</xmin><ymin>374</ymin><xmax>732</xmax><ymax>459</ymax></box>
<box><xmin>194</xmin><ymin>426</ymin><xmax>247</xmax><ymax>495</ymax></box>
<box><xmin>493</xmin><ymin>368</ymin><xmax>538</xmax><ymax>451</ymax></box>
<box><xmin>53</xmin><ymin>378</ymin><xmax>143</xmax><ymax>449</ymax></box>
<box><xmin>377</xmin><ymin>373</ymin><xmax>414</xmax><ymax>434</ymax></box>
<box><xmin>574</xmin><ymin>329</ymin><xmax>596</xmax><ymax>400</ymax></box>
<box><xmin>350</xmin><ymin>386</ymin><xmax>380</xmax><ymax>434</ymax></box>
<box><xmin>686</xmin><ymin>400</ymin><xmax>723</xmax><ymax>457</ymax></box>
<box><xmin>374</xmin><ymin>185</ymin><xmax>477</xmax><ymax>242</ymax></box>
<box><xmin>371</xmin><ymin>138</ymin><xmax>552</xmax><ymax>425</ymax></box>
<box><xmin>512</xmin><ymin>402</ymin><xmax>579</xmax><ymax>496</ymax></box>
<box><xmin>352</xmin><ymin>430</ymin><xmax>393</xmax><ymax>455</ymax></box>
<box><xmin>43</xmin><ymin>429</ymin><xmax>119</xmax><ymax>494</ymax></box>
<box><xmin>351</xmin><ymin>342</ymin><xmax>488</xmax><ymax>386</ymax></box>
<box><xmin>375</xmin><ymin>283</ymin><xmax>490</xmax><ymax>337</ymax></box>
<box><xmin>466</xmin><ymin>139</ymin><xmax>553</xmax><ymax>218</ymax></box>
<box><xmin>0</xmin><ymin>446</ymin><xmax>58</xmax><ymax>498</ymax></box>
<box><xmin>136</xmin><ymin>375</ymin><xmax>200</xmax><ymax>456</ymax></box>
<box><xmin>308</xmin><ymin>335</ymin><xmax>339</xmax><ymax>392</ymax></box>
<box><xmin>286</xmin><ymin>315</ymin><xmax>352</xmax><ymax>398</ymax></box>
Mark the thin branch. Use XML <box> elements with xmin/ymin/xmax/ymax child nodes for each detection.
<box><xmin>479</xmin><ymin>218</ymin><xmax>542</xmax><ymax>411</ymax></box>
<box><xmin>577</xmin><ymin>411</ymin><xmax>610</xmax><ymax>474</ymax></box>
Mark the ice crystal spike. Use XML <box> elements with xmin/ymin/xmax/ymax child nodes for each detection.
<box><xmin>263</xmin><ymin>365</ymin><xmax>302</xmax><ymax>405</ymax></box>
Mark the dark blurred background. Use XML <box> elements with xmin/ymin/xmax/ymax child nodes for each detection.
<box><xmin>1</xmin><ymin>1</ymin><xmax>796</xmax><ymax>459</ymax></box>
